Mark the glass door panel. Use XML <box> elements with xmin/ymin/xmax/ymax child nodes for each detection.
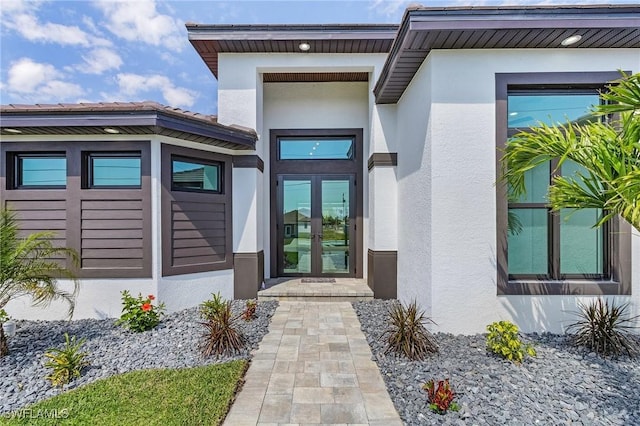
<box><xmin>321</xmin><ymin>180</ymin><xmax>350</xmax><ymax>274</ymax></box>
<box><xmin>282</xmin><ymin>178</ymin><xmax>312</xmax><ymax>274</ymax></box>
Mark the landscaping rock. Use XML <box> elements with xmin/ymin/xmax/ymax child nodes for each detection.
<box><xmin>0</xmin><ymin>300</ymin><xmax>277</xmax><ymax>413</ymax></box>
<box><xmin>353</xmin><ymin>300</ymin><xmax>640</xmax><ymax>426</ymax></box>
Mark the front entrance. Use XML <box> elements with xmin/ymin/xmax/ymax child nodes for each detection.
<box><xmin>277</xmin><ymin>175</ymin><xmax>355</xmax><ymax>276</ymax></box>
<box><xmin>270</xmin><ymin>129</ymin><xmax>363</xmax><ymax>279</ymax></box>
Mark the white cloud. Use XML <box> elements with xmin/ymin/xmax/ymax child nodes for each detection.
<box><xmin>369</xmin><ymin>0</ymin><xmax>412</xmax><ymax>18</ymax></box>
<box><xmin>77</xmin><ymin>48</ymin><xmax>123</xmax><ymax>74</ymax></box>
<box><xmin>95</xmin><ymin>0</ymin><xmax>185</xmax><ymax>52</ymax></box>
<box><xmin>111</xmin><ymin>73</ymin><xmax>196</xmax><ymax>108</ymax></box>
<box><xmin>1</xmin><ymin>0</ymin><xmax>111</xmax><ymax>47</ymax></box>
<box><xmin>6</xmin><ymin>57</ymin><xmax>85</xmax><ymax>101</ymax></box>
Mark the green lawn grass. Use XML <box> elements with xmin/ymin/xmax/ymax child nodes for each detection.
<box><xmin>0</xmin><ymin>360</ymin><xmax>247</xmax><ymax>426</ymax></box>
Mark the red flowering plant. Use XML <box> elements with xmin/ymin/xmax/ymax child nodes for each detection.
<box><xmin>116</xmin><ymin>291</ymin><xmax>165</xmax><ymax>332</ymax></box>
<box><xmin>423</xmin><ymin>379</ymin><xmax>460</xmax><ymax>415</ymax></box>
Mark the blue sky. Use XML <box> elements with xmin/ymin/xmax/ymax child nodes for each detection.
<box><xmin>1</xmin><ymin>0</ymin><xmax>636</xmax><ymax>115</ymax></box>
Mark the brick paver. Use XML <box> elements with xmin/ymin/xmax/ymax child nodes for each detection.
<box><xmin>224</xmin><ymin>301</ymin><xmax>402</xmax><ymax>426</ymax></box>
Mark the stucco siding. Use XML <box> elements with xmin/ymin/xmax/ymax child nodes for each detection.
<box><xmin>396</xmin><ymin>48</ymin><xmax>640</xmax><ymax>334</ymax></box>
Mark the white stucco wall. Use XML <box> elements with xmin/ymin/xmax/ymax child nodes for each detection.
<box><xmin>396</xmin><ymin>48</ymin><xmax>640</xmax><ymax>334</ymax></box>
<box><xmin>217</xmin><ymin>53</ymin><xmax>389</xmax><ymax>279</ymax></box>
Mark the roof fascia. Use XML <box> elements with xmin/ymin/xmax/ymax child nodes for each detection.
<box><xmin>0</xmin><ymin>111</ymin><xmax>257</xmax><ymax>149</ymax></box>
<box><xmin>373</xmin><ymin>7</ymin><xmax>640</xmax><ymax>103</ymax></box>
<box><xmin>187</xmin><ymin>24</ymin><xmax>398</xmax><ymax>41</ymax></box>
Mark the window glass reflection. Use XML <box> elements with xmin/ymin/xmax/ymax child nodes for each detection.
<box><xmin>280</xmin><ymin>138</ymin><xmax>354</xmax><ymax>160</ymax></box>
<box><xmin>19</xmin><ymin>156</ymin><xmax>66</xmax><ymax>187</ymax></box>
<box><xmin>508</xmin><ymin>94</ymin><xmax>599</xmax><ymax>128</ymax></box>
<box><xmin>91</xmin><ymin>156</ymin><xmax>141</xmax><ymax>187</ymax></box>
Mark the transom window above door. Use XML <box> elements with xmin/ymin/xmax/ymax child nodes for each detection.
<box><xmin>278</xmin><ymin>138</ymin><xmax>354</xmax><ymax>160</ymax></box>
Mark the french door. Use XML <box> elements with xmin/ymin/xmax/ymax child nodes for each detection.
<box><xmin>277</xmin><ymin>174</ymin><xmax>355</xmax><ymax>277</ymax></box>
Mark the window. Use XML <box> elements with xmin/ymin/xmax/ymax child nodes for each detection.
<box><xmin>15</xmin><ymin>153</ymin><xmax>66</xmax><ymax>188</ymax></box>
<box><xmin>496</xmin><ymin>72</ymin><xmax>631</xmax><ymax>296</ymax></box>
<box><xmin>507</xmin><ymin>90</ymin><xmax>606</xmax><ymax>280</ymax></box>
<box><xmin>87</xmin><ymin>153</ymin><xmax>141</xmax><ymax>188</ymax></box>
<box><xmin>279</xmin><ymin>138</ymin><xmax>354</xmax><ymax>160</ymax></box>
<box><xmin>171</xmin><ymin>157</ymin><xmax>221</xmax><ymax>193</ymax></box>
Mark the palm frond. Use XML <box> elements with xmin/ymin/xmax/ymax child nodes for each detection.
<box><xmin>0</xmin><ymin>209</ymin><xmax>79</xmax><ymax>319</ymax></box>
<box><xmin>500</xmin><ymin>72</ymin><xmax>640</xmax><ymax>233</ymax></box>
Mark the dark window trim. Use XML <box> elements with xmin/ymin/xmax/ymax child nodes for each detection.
<box><xmin>84</xmin><ymin>151</ymin><xmax>142</xmax><ymax>189</ymax></box>
<box><xmin>1</xmin><ymin>141</ymin><xmax>152</xmax><ymax>279</ymax></box>
<box><xmin>269</xmin><ymin>128</ymin><xmax>364</xmax><ymax>279</ymax></box>
<box><xmin>12</xmin><ymin>152</ymin><xmax>67</xmax><ymax>189</ymax></box>
<box><xmin>495</xmin><ymin>71</ymin><xmax>632</xmax><ymax>296</ymax></box>
<box><xmin>170</xmin><ymin>155</ymin><xmax>223</xmax><ymax>194</ymax></box>
<box><xmin>161</xmin><ymin>144</ymin><xmax>233</xmax><ymax>276</ymax></box>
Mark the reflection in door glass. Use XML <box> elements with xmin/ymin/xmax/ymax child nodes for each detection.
<box><xmin>283</xmin><ymin>179</ymin><xmax>312</xmax><ymax>273</ymax></box>
<box><xmin>322</xmin><ymin>180</ymin><xmax>349</xmax><ymax>274</ymax></box>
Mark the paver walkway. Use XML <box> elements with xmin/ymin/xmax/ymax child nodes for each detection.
<box><xmin>224</xmin><ymin>301</ymin><xmax>403</xmax><ymax>426</ymax></box>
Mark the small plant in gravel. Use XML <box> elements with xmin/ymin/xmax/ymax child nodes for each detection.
<box><xmin>201</xmin><ymin>301</ymin><xmax>244</xmax><ymax>357</ymax></box>
<box><xmin>44</xmin><ymin>333</ymin><xmax>90</xmax><ymax>387</ymax></box>
<box><xmin>423</xmin><ymin>379</ymin><xmax>460</xmax><ymax>415</ymax></box>
<box><xmin>566</xmin><ymin>298</ymin><xmax>640</xmax><ymax>357</ymax></box>
<box><xmin>199</xmin><ymin>292</ymin><xmax>226</xmax><ymax>321</ymax></box>
<box><xmin>241</xmin><ymin>300</ymin><xmax>257</xmax><ymax>321</ymax></box>
<box><xmin>116</xmin><ymin>291</ymin><xmax>165</xmax><ymax>332</ymax></box>
<box><xmin>0</xmin><ymin>308</ymin><xmax>9</xmax><ymax>356</ymax></box>
<box><xmin>384</xmin><ymin>300</ymin><xmax>438</xmax><ymax>360</ymax></box>
<box><xmin>486</xmin><ymin>320</ymin><xmax>536</xmax><ymax>363</ymax></box>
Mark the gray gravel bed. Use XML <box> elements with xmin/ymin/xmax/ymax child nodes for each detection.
<box><xmin>353</xmin><ymin>300</ymin><xmax>640</xmax><ymax>426</ymax></box>
<box><xmin>0</xmin><ymin>300</ymin><xmax>277</xmax><ymax>413</ymax></box>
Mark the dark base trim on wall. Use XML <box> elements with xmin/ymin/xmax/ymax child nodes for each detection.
<box><xmin>233</xmin><ymin>251</ymin><xmax>264</xmax><ymax>299</ymax></box>
<box><xmin>367</xmin><ymin>249</ymin><xmax>397</xmax><ymax>299</ymax></box>
<box><xmin>233</xmin><ymin>155</ymin><xmax>264</xmax><ymax>172</ymax></box>
<box><xmin>367</xmin><ymin>152</ymin><xmax>397</xmax><ymax>170</ymax></box>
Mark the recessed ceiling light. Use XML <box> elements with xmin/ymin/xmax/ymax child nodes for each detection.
<box><xmin>103</xmin><ymin>127</ymin><xmax>120</xmax><ymax>134</ymax></box>
<box><xmin>298</xmin><ymin>42</ymin><xmax>311</xmax><ymax>52</ymax></box>
<box><xmin>561</xmin><ymin>34</ymin><xmax>582</xmax><ymax>46</ymax></box>
<box><xmin>4</xmin><ymin>128</ymin><xmax>23</xmax><ymax>134</ymax></box>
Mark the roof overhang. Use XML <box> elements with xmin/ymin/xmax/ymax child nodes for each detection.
<box><xmin>186</xmin><ymin>23</ymin><xmax>398</xmax><ymax>78</ymax></box>
<box><xmin>374</xmin><ymin>5</ymin><xmax>640</xmax><ymax>104</ymax></box>
<box><xmin>0</xmin><ymin>103</ymin><xmax>257</xmax><ymax>150</ymax></box>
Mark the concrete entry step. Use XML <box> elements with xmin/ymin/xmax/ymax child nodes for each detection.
<box><xmin>258</xmin><ymin>278</ymin><xmax>373</xmax><ymax>302</ymax></box>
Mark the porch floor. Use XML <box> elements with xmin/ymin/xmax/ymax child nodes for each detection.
<box><xmin>258</xmin><ymin>278</ymin><xmax>373</xmax><ymax>302</ymax></box>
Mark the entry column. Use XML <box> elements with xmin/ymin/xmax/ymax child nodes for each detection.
<box><xmin>233</xmin><ymin>156</ymin><xmax>265</xmax><ymax>298</ymax></box>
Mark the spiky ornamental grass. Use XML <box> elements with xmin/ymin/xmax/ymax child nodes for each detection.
<box><xmin>201</xmin><ymin>301</ymin><xmax>244</xmax><ymax>357</ymax></box>
<box><xmin>566</xmin><ymin>298</ymin><xmax>640</xmax><ymax>358</ymax></box>
<box><xmin>384</xmin><ymin>300</ymin><xmax>438</xmax><ymax>361</ymax></box>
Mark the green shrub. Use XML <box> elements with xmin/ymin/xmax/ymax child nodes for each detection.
<box><xmin>566</xmin><ymin>298</ymin><xmax>639</xmax><ymax>357</ymax></box>
<box><xmin>44</xmin><ymin>333</ymin><xmax>90</xmax><ymax>387</ymax></box>
<box><xmin>201</xmin><ymin>301</ymin><xmax>244</xmax><ymax>357</ymax></box>
<box><xmin>423</xmin><ymin>379</ymin><xmax>460</xmax><ymax>415</ymax></box>
<box><xmin>384</xmin><ymin>300</ymin><xmax>438</xmax><ymax>360</ymax></box>
<box><xmin>199</xmin><ymin>292</ymin><xmax>226</xmax><ymax>321</ymax></box>
<box><xmin>486</xmin><ymin>320</ymin><xmax>536</xmax><ymax>363</ymax></box>
<box><xmin>116</xmin><ymin>291</ymin><xmax>165</xmax><ymax>332</ymax></box>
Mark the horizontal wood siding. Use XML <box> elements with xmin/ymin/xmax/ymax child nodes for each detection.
<box><xmin>80</xmin><ymin>199</ymin><xmax>145</xmax><ymax>271</ymax></box>
<box><xmin>5</xmin><ymin>200</ymin><xmax>68</xmax><ymax>259</ymax></box>
<box><xmin>1</xmin><ymin>141</ymin><xmax>152</xmax><ymax>278</ymax></box>
<box><xmin>161</xmin><ymin>144</ymin><xmax>233</xmax><ymax>276</ymax></box>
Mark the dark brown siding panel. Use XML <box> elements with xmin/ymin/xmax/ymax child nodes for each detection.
<box><xmin>4</xmin><ymin>199</ymin><xmax>68</xmax><ymax>259</ymax></box>
<box><xmin>80</xmin><ymin>199</ymin><xmax>145</xmax><ymax>272</ymax></box>
<box><xmin>1</xmin><ymin>141</ymin><xmax>152</xmax><ymax>279</ymax></box>
<box><xmin>162</xmin><ymin>144</ymin><xmax>233</xmax><ymax>276</ymax></box>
